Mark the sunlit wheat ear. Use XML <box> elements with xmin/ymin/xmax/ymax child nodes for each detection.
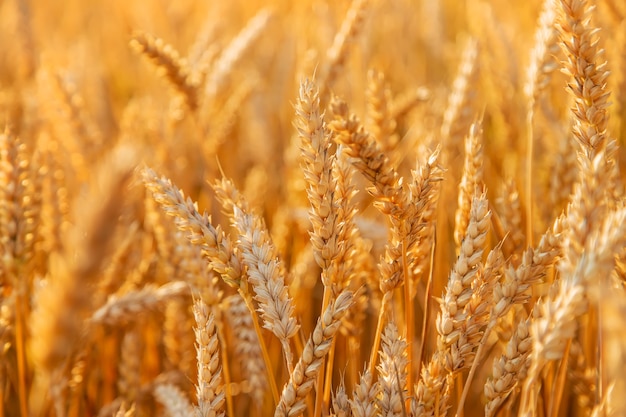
<box><xmin>329</xmin><ymin>96</ymin><xmax>403</xmax><ymax>214</ymax></box>
<box><xmin>441</xmin><ymin>38</ymin><xmax>479</xmax><ymax>153</ymax></box>
<box><xmin>117</xmin><ymin>328</ymin><xmax>141</xmax><ymax>403</ymax></box>
<box><xmin>524</xmin><ymin>0</ymin><xmax>559</xmax><ymax>106</ymax></box>
<box><xmin>412</xmin><ymin>358</ymin><xmax>452</xmax><ymax>417</ymax></box>
<box><xmin>319</xmin><ymin>0</ymin><xmax>369</xmax><ymax>97</ymax></box>
<box><xmin>496</xmin><ymin>179</ymin><xmax>525</xmax><ymax>257</ymax></box>
<box><xmin>295</xmin><ymin>78</ymin><xmax>341</xmax><ymax>280</ymax></box>
<box><xmin>366</xmin><ymin>69</ymin><xmax>396</xmax><ymax>151</ymax></box>
<box><xmin>556</xmin><ymin>0</ymin><xmax>612</xmax><ymax>158</ymax></box>
<box><xmin>413</xmin><ymin>191</ymin><xmax>490</xmax><ymax>417</ymax></box>
<box><xmin>89</xmin><ymin>281</ymin><xmax>189</xmax><ymax>327</ymax></box>
<box><xmin>204</xmin><ymin>9</ymin><xmax>273</xmax><ymax>99</ymax></box>
<box><xmin>408</xmin><ymin>148</ymin><xmax>443</xmax><ymax>289</ymax></box>
<box><xmin>377</xmin><ymin>322</ymin><xmax>408</xmax><ymax>417</ymax></box>
<box><xmin>454</xmin><ymin>119</ymin><xmax>483</xmax><ymax>248</ymax></box>
<box><xmin>556</xmin><ymin>0</ymin><xmax>617</xmax><ymax>270</ymax></box>
<box><xmin>437</xmin><ymin>192</ymin><xmax>490</xmax><ymax>353</ymax></box>
<box><xmin>142</xmin><ymin>168</ymin><xmax>243</xmax><ymax>288</ymax></box>
<box><xmin>350</xmin><ymin>369</ymin><xmax>378</xmax><ymax>417</ymax></box>
<box><xmin>331</xmin><ymin>382</ymin><xmax>350</xmax><ymax>417</ymax></box>
<box><xmin>0</xmin><ymin>130</ymin><xmax>37</xmax><ymax>280</ymax></box>
<box><xmin>154</xmin><ymin>384</ymin><xmax>194</xmax><ymax>417</ymax></box>
<box><xmin>213</xmin><ymin>176</ymin><xmax>298</xmax><ymax>372</ymax></box>
<box><xmin>523</xmin><ymin>207</ymin><xmax>626</xmax><ymax>414</ymax></box>
<box><xmin>274</xmin><ymin>291</ymin><xmax>353</xmax><ymax>417</ymax></box>
<box><xmin>193</xmin><ymin>298</ymin><xmax>225</xmax><ymax>417</ymax></box>
<box><xmin>130</xmin><ymin>31</ymin><xmax>198</xmax><ymax>110</ymax></box>
<box><xmin>484</xmin><ymin>316</ymin><xmax>532</xmax><ymax>417</ymax></box>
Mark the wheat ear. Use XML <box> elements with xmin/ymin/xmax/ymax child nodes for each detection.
<box><xmin>204</xmin><ymin>9</ymin><xmax>273</xmax><ymax>98</ymax></box>
<box><xmin>274</xmin><ymin>291</ymin><xmax>354</xmax><ymax>417</ymax></box>
<box><xmin>30</xmin><ymin>145</ymin><xmax>135</xmax><ymax>415</ymax></box>
<box><xmin>154</xmin><ymin>384</ymin><xmax>194</xmax><ymax>417</ymax></box>
<box><xmin>142</xmin><ymin>168</ymin><xmax>243</xmax><ymax>288</ymax></box>
<box><xmin>193</xmin><ymin>298</ymin><xmax>225</xmax><ymax>417</ymax></box>
<box><xmin>484</xmin><ymin>316</ymin><xmax>533</xmax><ymax>417</ymax></box>
<box><xmin>90</xmin><ymin>281</ymin><xmax>189</xmax><ymax>326</ymax></box>
<box><xmin>143</xmin><ymin>169</ymin><xmax>279</xmax><ymax>404</ymax></box>
<box><xmin>349</xmin><ymin>369</ymin><xmax>378</xmax><ymax>417</ymax></box>
<box><xmin>319</xmin><ymin>0</ymin><xmax>369</xmax><ymax>98</ymax></box>
<box><xmin>377</xmin><ymin>322</ymin><xmax>408</xmax><ymax>417</ymax></box>
<box><xmin>212</xmin><ymin>176</ymin><xmax>299</xmax><ymax>374</ymax></box>
<box><xmin>454</xmin><ymin>119</ymin><xmax>483</xmax><ymax>248</ymax></box>
<box><xmin>130</xmin><ymin>31</ymin><xmax>198</xmax><ymax>110</ymax></box>
<box><xmin>522</xmin><ymin>208</ymin><xmax>626</xmax><ymax>414</ymax></box>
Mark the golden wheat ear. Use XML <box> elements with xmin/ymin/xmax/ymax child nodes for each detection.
<box><xmin>193</xmin><ymin>297</ymin><xmax>226</xmax><ymax>417</ymax></box>
<box><xmin>274</xmin><ymin>290</ymin><xmax>354</xmax><ymax>417</ymax></box>
<box><xmin>212</xmin><ymin>176</ymin><xmax>299</xmax><ymax>375</ymax></box>
<box><xmin>130</xmin><ymin>31</ymin><xmax>198</xmax><ymax>110</ymax></box>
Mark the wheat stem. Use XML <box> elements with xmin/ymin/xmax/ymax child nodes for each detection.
<box><xmin>368</xmin><ymin>291</ymin><xmax>392</xmax><ymax>376</ymax></box>
<box><xmin>402</xmin><ymin>238</ymin><xmax>413</xmax><ymax>403</ymax></box>
<box><xmin>239</xmin><ymin>289</ymin><xmax>280</xmax><ymax>406</ymax></box>
<box><xmin>313</xmin><ymin>286</ymin><xmax>332</xmax><ymax>417</ymax></box>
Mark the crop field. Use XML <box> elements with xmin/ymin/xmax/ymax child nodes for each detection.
<box><xmin>1</xmin><ymin>0</ymin><xmax>625</xmax><ymax>416</ymax></box>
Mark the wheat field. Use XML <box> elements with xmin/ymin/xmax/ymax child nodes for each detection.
<box><xmin>1</xmin><ymin>0</ymin><xmax>626</xmax><ymax>416</ymax></box>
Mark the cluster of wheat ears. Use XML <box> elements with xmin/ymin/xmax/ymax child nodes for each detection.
<box><xmin>1</xmin><ymin>0</ymin><xmax>626</xmax><ymax>416</ymax></box>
